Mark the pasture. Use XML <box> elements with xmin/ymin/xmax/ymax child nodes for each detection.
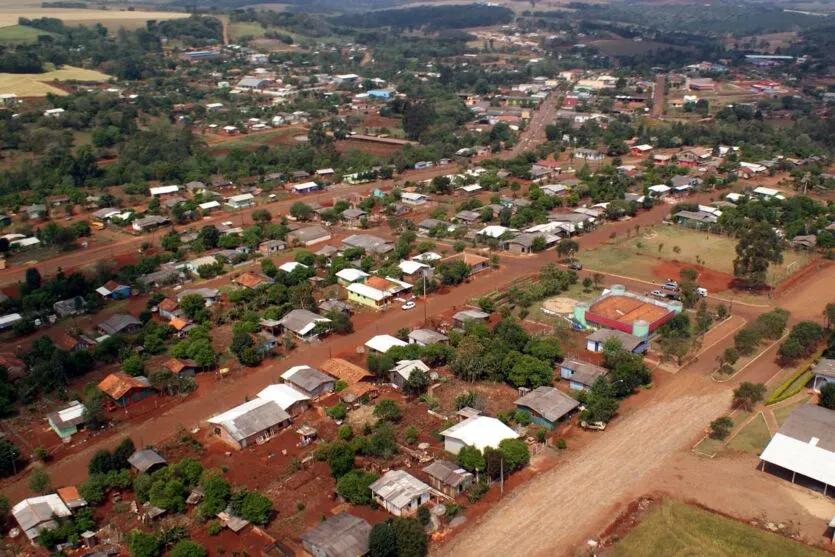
<box><xmin>0</xmin><ymin>65</ymin><xmax>111</xmax><ymax>96</ymax></box>
<box><xmin>0</xmin><ymin>8</ymin><xmax>187</xmax><ymax>30</ymax></box>
<box><xmin>608</xmin><ymin>499</ymin><xmax>828</xmax><ymax>557</ymax></box>
<box><xmin>0</xmin><ymin>24</ymin><xmax>57</xmax><ymax>43</ymax></box>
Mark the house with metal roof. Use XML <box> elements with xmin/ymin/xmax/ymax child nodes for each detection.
<box><xmin>453</xmin><ymin>309</ymin><xmax>490</xmax><ymax>329</ymax></box>
<box><xmin>341</xmin><ymin>234</ymin><xmax>393</xmax><ymax>254</ymax></box>
<box><xmin>47</xmin><ymin>401</ymin><xmax>87</xmax><ymax>439</ymax></box>
<box><xmin>586</xmin><ymin>328</ymin><xmax>646</xmax><ymax>353</ymax></box>
<box><xmin>208</xmin><ymin>398</ymin><xmax>291</xmax><ymax>450</ymax></box>
<box><xmin>281</xmin><ymin>366</ymin><xmax>335</xmax><ymax>398</ymax></box>
<box><xmin>128</xmin><ymin>449</ymin><xmax>167</xmax><ymax>473</ymax></box>
<box><xmin>336</xmin><ymin>268</ymin><xmax>369</xmax><ymax>286</ymax></box>
<box><xmin>440</xmin><ymin>415</ymin><xmax>518</xmax><ymax>455</ymax></box>
<box><xmin>277</xmin><ymin>309</ymin><xmax>332</xmax><ymax>342</ymax></box>
<box><xmin>346</xmin><ymin>281</ymin><xmax>393</xmax><ymax>310</ymax></box>
<box><xmin>370</xmin><ymin>470</ymin><xmax>431</xmax><ymax>517</ymax></box>
<box><xmin>12</xmin><ymin>494</ymin><xmax>72</xmax><ymax>542</ymax></box>
<box><xmin>408</xmin><ymin>328</ymin><xmax>449</xmax><ymax>346</ymax></box>
<box><xmin>390</xmin><ymin>360</ymin><xmax>430</xmax><ymax>389</ymax></box>
<box><xmin>812</xmin><ymin>359</ymin><xmax>835</xmax><ymax>393</ymax></box>
<box><xmin>257</xmin><ymin>384</ymin><xmax>311</xmax><ymax>417</ymax></box>
<box><xmin>559</xmin><ymin>359</ymin><xmax>609</xmax><ymax>391</ymax></box>
<box><xmin>422</xmin><ymin>460</ymin><xmax>473</xmax><ymax>497</ymax></box>
<box><xmin>97</xmin><ymin>314</ymin><xmax>142</xmax><ymax>336</ymax></box>
<box><xmin>365</xmin><ymin>334</ymin><xmax>407</xmax><ymax>353</ymax></box>
<box><xmin>301</xmin><ymin>513</ymin><xmax>371</xmax><ymax>557</ymax></box>
<box><xmin>97</xmin><ymin>373</ymin><xmax>155</xmax><ymax>407</ymax></box>
<box><xmin>287</xmin><ymin>225</ymin><xmax>332</xmax><ymax>246</ymax></box>
<box><xmin>515</xmin><ymin>386</ymin><xmax>579</xmax><ymax>429</ymax></box>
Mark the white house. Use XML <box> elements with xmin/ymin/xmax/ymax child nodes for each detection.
<box><xmin>365</xmin><ymin>334</ymin><xmax>407</xmax><ymax>353</ymax></box>
<box><xmin>226</xmin><ymin>193</ymin><xmax>254</xmax><ymax>209</ymax></box>
<box><xmin>150</xmin><ymin>185</ymin><xmax>180</xmax><ymax>197</ymax></box>
<box><xmin>370</xmin><ymin>470</ymin><xmax>431</xmax><ymax>517</ymax></box>
<box><xmin>257</xmin><ymin>383</ymin><xmax>311</xmax><ymax>417</ymax></box>
<box><xmin>12</xmin><ymin>494</ymin><xmax>72</xmax><ymax>542</ymax></box>
<box><xmin>440</xmin><ymin>415</ymin><xmax>518</xmax><ymax>455</ymax></box>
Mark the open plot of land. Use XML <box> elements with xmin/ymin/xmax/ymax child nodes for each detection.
<box><xmin>0</xmin><ymin>65</ymin><xmax>111</xmax><ymax>96</ymax></box>
<box><xmin>0</xmin><ymin>24</ymin><xmax>57</xmax><ymax>44</ymax></box>
<box><xmin>606</xmin><ymin>498</ymin><xmax>828</xmax><ymax>557</ymax></box>
<box><xmin>577</xmin><ymin>226</ymin><xmax>811</xmax><ymax>289</ymax></box>
<box><xmin>204</xmin><ymin>126</ymin><xmax>305</xmax><ymax>152</ymax></box>
<box><xmin>727</xmin><ymin>412</ymin><xmax>771</xmax><ymax>455</ymax></box>
<box><xmin>0</xmin><ymin>8</ymin><xmax>188</xmax><ymax>29</ymax></box>
<box><xmin>229</xmin><ymin>21</ymin><xmax>267</xmax><ymax>41</ymax></box>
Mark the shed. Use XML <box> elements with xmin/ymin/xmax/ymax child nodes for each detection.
<box><xmin>370</xmin><ymin>470</ymin><xmax>431</xmax><ymax>517</ymax></box>
<box><xmin>47</xmin><ymin>401</ymin><xmax>87</xmax><ymax>439</ymax></box>
<box><xmin>128</xmin><ymin>449</ymin><xmax>167</xmax><ymax>473</ymax></box>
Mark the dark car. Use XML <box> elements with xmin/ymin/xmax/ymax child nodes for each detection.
<box><xmin>569</xmin><ymin>263</ymin><xmax>583</xmax><ymax>271</ymax></box>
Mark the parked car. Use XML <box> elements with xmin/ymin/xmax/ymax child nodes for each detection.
<box><xmin>662</xmin><ymin>283</ymin><xmax>679</xmax><ymax>292</ymax></box>
<box><xmin>665</xmin><ymin>293</ymin><xmax>680</xmax><ymax>301</ymax></box>
<box><xmin>569</xmin><ymin>262</ymin><xmax>583</xmax><ymax>271</ymax></box>
<box><xmin>649</xmin><ymin>289</ymin><xmax>666</xmax><ymax>298</ymax></box>
<box><xmin>402</xmin><ymin>301</ymin><xmax>416</xmax><ymax>311</ymax></box>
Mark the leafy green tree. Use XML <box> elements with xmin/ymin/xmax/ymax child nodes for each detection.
<box><xmin>710</xmin><ymin>416</ymin><xmax>733</xmax><ymax>440</ymax></box>
<box><xmin>170</xmin><ymin>541</ymin><xmax>206</xmax><ymax>557</ymax></box>
<box><xmin>507</xmin><ymin>354</ymin><xmax>552</xmax><ymax>388</ymax></box>
<box><xmin>28</xmin><ymin>467</ymin><xmax>51</xmax><ymax>494</ymax></box>
<box><xmin>336</xmin><ymin>470</ymin><xmax>378</xmax><ymax>505</ymax></box>
<box><xmin>819</xmin><ymin>383</ymin><xmax>835</xmax><ymax>410</ymax></box>
<box><xmin>732</xmin><ymin>382</ymin><xmax>766</xmax><ymax>411</ymax></box>
<box><xmin>234</xmin><ymin>491</ymin><xmax>272</xmax><ymax>525</ymax></box>
<box><xmin>289</xmin><ymin>202</ymin><xmax>313</xmax><ymax>221</ymax></box>
<box><xmin>325</xmin><ymin>441</ymin><xmax>355</xmax><ymax>478</ymax></box>
<box><xmin>392</xmin><ymin>517</ymin><xmax>428</xmax><ymax>557</ymax></box>
<box><xmin>733</xmin><ymin>222</ymin><xmax>783</xmax><ymax>288</ymax></box>
<box><xmin>373</xmin><ymin>399</ymin><xmax>402</xmax><ymax>422</ymax></box>
<box><xmin>734</xmin><ymin>326</ymin><xmax>762</xmax><ymax>356</ymax></box>
<box><xmin>122</xmin><ymin>354</ymin><xmax>144</xmax><ymax>377</ymax></box>
<box><xmin>403</xmin><ymin>101</ymin><xmax>436</xmax><ymax>141</ymax></box>
<box><xmin>88</xmin><ymin>449</ymin><xmax>113</xmax><ymax>475</ymax></box>
<box><xmin>0</xmin><ymin>440</ymin><xmax>20</xmax><ymax>476</ymax></box>
<box><xmin>369</xmin><ymin>522</ymin><xmax>397</xmax><ymax>557</ymax></box>
<box><xmin>498</xmin><ymin>438</ymin><xmax>529</xmax><ymax>471</ymax></box>
<box><xmin>457</xmin><ymin>446</ymin><xmax>485</xmax><ymax>472</ymax></box>
<box><xmin>403</xmin><ymin>370</ymin><xmax>429</xmax><ymax>397</ymax></box>
<box><xmin>127</xmin><ymin>530</ymin><xmax>161</xmax><ymax>557</ymax></box>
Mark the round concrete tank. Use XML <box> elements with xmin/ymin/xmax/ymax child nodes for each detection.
<box><xmin>574</xmin><ymin>301</ymin><xmax>589</xmax><ymax>327</ymax></box>
<box><xmin>669</xmin><ymin>301</ymin><xmax>684</xmax><ymax>314</ymax></box>
<box><xmin>632</xmin><ymin>319</ymin><xmax>649</xmax><ymax>338</ymax></box>
<box><xmin>610</xmin><ymin>284</ymin><xmax>626</xmax><ymax>296</ymax></box>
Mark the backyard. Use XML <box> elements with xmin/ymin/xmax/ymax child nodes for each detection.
<box><xmin>606</xmin><ymin>499</ymin><xmax>829</xmax><ymax>557</ymax></box>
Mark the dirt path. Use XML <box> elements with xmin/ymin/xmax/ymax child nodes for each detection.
<box><xmin>435</xmin><ymin>373</ymin><xmax>730</xmax><ymax>557</ymax></box>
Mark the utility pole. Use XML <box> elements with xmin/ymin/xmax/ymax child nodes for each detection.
<box><xmin>423</xmin><ymin>271</ymin><xmax>428</xmax><ymax>326</ymax></box>
<box><xmin>500</xmin><ymin>457</ymin><xmax>504</xmax><ymax>497</ymax></box>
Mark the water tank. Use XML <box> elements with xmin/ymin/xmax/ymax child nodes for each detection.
<box><xmin>574</xmin><ymin>301</ymin><xmax>589</xmax><ymax>327</ymax></box>
<box><xmin>610</xmin><ymin>284</ymin><xmax>626</xmax><ymax>296</ymax></box>
<box><xmin>632</xmin><ymin>319</ymin><xmax>650</xmax><ymax>338</ymax></box>
<box><xmin>669</xmin><ymin>301</ymin><xmax>684</xmax><ymax>314</ymax></box>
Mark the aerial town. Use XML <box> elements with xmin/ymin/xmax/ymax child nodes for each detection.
<box><xmin>1</xmin><ymin>1</ymin><xmax>835</xmax><ymax>556</ymax></box>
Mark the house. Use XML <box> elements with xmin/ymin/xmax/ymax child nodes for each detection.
<box><xmin>164</xmin><ymin>358</ymin><xmax>199</xmax><ymax>377</ymax></box>
<box><xmin>455</xmin><ymin>210</ymin><xmax>481</xmax><ymax>225</ymax></box>
<box><xmin>573</xmin><ymin>148</ymin><xmax>604</xmax><ymax>161</ymax></box>
<box><xmin>258</xmin><ymin>240</ymin><xmax>286</xmax><ymax>255</ymax></box>
<box><xmin>277</xmin><ymin>309</ymin><xmax>331</xmax><ymax>342</ymax></box>
<box><xmin>648</xmin><ymin>184</ymin><xmax>671</xmax><ymax>196</ymax></box>
<box><xmin>559</xmin><ymin>359</ymin><xmax>609</xmax><ymax>390</ymax></box>
<box><xmin>257</xmin><ymin>384</ymin><xmax>311</xmax><ymax>417</ymax></box>
<box><xmin>439</xmin><ymin>252</ymin><xmax>489</xmax><ymax>274</ymax></box>
<box><xmin>408</xmin><ymin>328</ymin><xmax>449</xmax><ymax>346</ymax></box>
<box><xmin>812</xmin><ymin>359</ymin><xmax>835</xmax><ymax>392</ymax></box>
<box><xmin>418</xmin><ymin>218</ymin><xmax>453</xmax><ymax>236</ymax></box>
<box><xmin>301</xmin><ymin>513</ymin><xmax>371</xmax><ymax>557</ymax></box>
<box><xmin>440</xmin><ymin>415</ymin><xmax>518</xmax><ymax>455</ymax></box>
<box><xmin>365</xmin><ymin>334</ymin><xmax>407</xmax><ymax>353</ymax></box>
<box><xmin>53</xmin><ymin>296</ymin><xmax>86</xmax><ymax>318</ymax></box>
<box><xmin>370</xmin><ymin>470</ymin><xmax>431</xmax><ymax>517</ymax></box>
<box><xmin>503</xmin><ymin>232</ymin><xmax>557</xmax><ymax>254</ymax></box>
<box><xmin>790</xmin><ymin>235</ymin><xmax>817</xmax><ymax>250</ymax></box>
<box><xmin>336</xmin><ymin>268</ymin><xmax>370</xmax><ymax>286</ymax></box>
<box><xmin>347</xmin><ymin>282</ymin><xmax>393</xmax><ymax>310</ymax></box>
<box><xmin>631</xmin><ymin>144</ymin><xmax>652</xmax><ymax>155</ymax></box>
<box><xmin>128</xmin><ymin>449</ymin><xmax>167</xmax><ymax>473</ymax></box>
<box><xmin>321</xmin><ymin>358</ymin><xmax>373</xmax><ymax>386</ymax></box>
<box><xmin>453</xmin><ymin>309</ymin><xmax>490</xmax><ymax>329</ymax></box>
<box><xmin>401</xmin><ymin>192</ymin><xmax>428</xmax><ymax>205</ymax></box>
<box><xmin>673</xmin><ymin>210</ymin><xmax>718</xmax><ymax>227</ymax></box>
<box><xmin>341</xmin><ymin>208</ymin><xmax>367</xmax><ymax>225</ymax></box>
<box><xmin>586</xmin><ymin>329</ymin><xmax>646</xmax><ymax>353</ymax></box>
<box><xmin>390</xmin><ymin>360</ymin><xmax>430</xmax><ymax>389</ymax></box>
<box><xmin>97</xmin><ymin>314</ymin><xmax>142</xmax><ymax>336</ymax></box>
<box><xmin>47</xmin><ymin>401</ymin><xmax>87</xmax><ymax>439</ymax></box>
<box><xmin>759</xmin><ymin>405</ymin><xmax>835</xmax><ymax>495</ymax></box>
<box><xmin>209</xmin><ymin>398</ymin><xmax>291</xmax><ymax>450</ymax></box>
<box><xmin>149</xmin><ymin>185</ymin><xmax>180</xmax><ymax>197</ymax></box>
<box><xmin>342</xmin><ymin>234</ymin><xmax>392</xmax><ymax>255</ymax></box>
<box><xmin>226</xmin><ymin>194</ymin><xmax>255</xmax><ymax>209</ymax></box>
<box><xmin>12</xmin><ymin>494</ymin><xmax>72</xmax><ymax>543</ymax></box>
<box><xmin>515</xmin><ymin>387</ymin><xmax>579</xmax><ymax>429</ymax></box>
<box><xmin>540</xmin><ymin>184</ymin><xmax>568</xmax><ymax>196</ymax></box>
<box><xmin>457</xmin><ymin>184</ymin><xmax>482</xmax><ymax>196</ymax></box>
<box><xmin>670</xmin><ymin>175</ymin><xmax>701</xmax><ymax>190</ymax></box>
<box><xmin>236</xmin><ymin>77</ymin><xmax>272</xmax><ymax>90</ymax></box>
<box><xmin>96</xmin><ymin>280</ymin><xmax>131</xmax><ymax>300</ymax></box>
<box><xmin>287</xmin><ymin>225</ymin><xmax>332</xmax><ymax>246</ymax></box>
<box><xmin>55</xmin><ymin>486</ymin><xmax>87</xmax><ymax>511</ymax></box>
<box><xmin>234</xmin><ymin>272</ymin><xmax>273</xmax><ymax>289</ymax></box>
<box><xmin>177</xmin><ymin>288</ymin><xmax>219</xmax><ymax>305</ymax></box>
<box><xmin>478</xmin><ymin>225</ymin><xmax>513</xmax><ymax>239</ymax></box>
<box><xmin>53</xmin><ymin>332</ymin><xmax>96</xmax><ymax>353</ymax></box>
<box><xmin>398</xmin><ymin>260</ymin><xmax>433</xmax><ymax>281</ymax></box>
<box><xmin>132</xmin><ymin>215</ymin><xmax>170</xmax><ymax>232</ymax></box>
<box><xmin>158</xmin><ymin>298</ymin><xmax>180</xmax><ymax>320</ymax></box>
<box><xmin>279</xmin><ymin>261</ymin><xmax>308</xmax><ymax>274</ymax></box>
<box><xmin>23</xmin><ymin>204</ymin><xmax>48</xmax><ymax>219</ymax></box>
<box><xmin>253</xmin><ymin>331</ymin><xmax>277</xmax><ymax>354</ymax></box>
<box><xmin>98</xmin><ymin>373</ymin><xmax>155</xmax><ymax>407</ymax></box>
<box><xmin>281</xmin><ymin>366</ymin><xmax>335</xmax><ymax>398</ymax></box>
<box><xmin>422</xmin><ymin>460</ymin><xmax>474</xmax><ymax>497</ymax></box>
<box><xmin>293</xmin><ymin>181</ymin><xmax>320</xmax><ymax>194</ymax></box>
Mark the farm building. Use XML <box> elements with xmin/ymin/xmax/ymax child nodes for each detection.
<box><xmin>559</xmin><ymin>359</ymin><xmax>609</xmax><ymax>391</ymax></box>
<box><xmin>576</xmin><ymin>285</ymin><xmax>679</xmax><ymax>337</ymax></box>
<box><xmin>515</xmin><ymin>387</ymin><xmax>579</xmax><ymax>429</ymax></box>
<box><xmin>208</xmin><ymin>398</ymin><xmax>291</xmax><ymax>450</ymax></box>
<box><xmin>370</xmin><ymin>470</ymin><xmax>431</xmax><ymax>517</ymax></box>
<box><xmin>281</xmin><ymin>366</ymin><xmax>335</xmax><ymax>398</ymax></box>
<box><xmin>97</xmin><ymin>373</ymin><xmax>156</xmax><ymax>407</ymax></box>
<box><xmin>440</xmin><ymin>415</ymin><xmax>518</xmax><ymax>455</ymax></box>
<box><xmin>760</xmin><ymin>405</ymin><xmax>835</xmax><ymax>496</ymax></box>
<box><xmin>301</xmin><ymin>512</ymin><xmax>371</xmax><ymax>557</ymax></box>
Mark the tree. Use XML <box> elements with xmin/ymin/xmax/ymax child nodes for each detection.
<box><xmin>25</xmin><ymin>267</ymin><xmax>42</xmax><ymax>291</ymax></box>
<box><xmin>336</xmin><ymin>470</ymin><xmax>378</xmax><ymax>505</ymax></box>
<box><xmin>28</xmin><ymin>467</ymin><xmax>51</xmax><ymax>494</ymax></box>
<box><xmin>819</xmin><ymin>383</ymin><xmax>835</xmax><ymax>410</ymax></box>
<box><xmin>825</xmin><ymin>303</ymin><xmax>835</xmax><ymax>329</ymax></box>
<box><xmin>756</xmin><ymin>309</ymin><xmax>790</xmax><ymax>340</ymax></box>
<box><xmin>732</xmin><ymin>222</ymin><xmax>783</xmax><ymax>288</ymax></box>
<box><xmin>507</xmin><ymin>354</ymin><xmax>552</xmax><ymax>388</ymax></box>
<box><xmin>437</xmin><ymin>260</ymin><xmax>470</xmax><ymax>285</ymax></box>
<box><xmin>710</xmin><ymin>416</ymin><xmax>733</xmax><ymax>440</ymax></box>
<box><xmin>170</xmin><ymin>541</ymin><xmax>206</xmax><ymax>557</ymax></box>
<box><xmin>0</xmin><ymin>439</ymin><xmax>20</xmax><ymax>476</ymax></box>
<box><xmin>734</xmin><ymin>326</ymin><xmax>762</xmax><ymax>356</ymax></box>
<box><xmin>325</xmin><ymin>441</ymin><xmax>355</xmax><ymax>478</ymax></box>
<box><xmin>236</xmin><ymin>491</ymin><xmax>272</xmax><ymax>524</ymax></box>
<box><xmin>498</xmin><ymin>438</ymin><xmax>530</xmax><ymax>471</ymax></box>
<box><xmin>374</xmin><ymin>399</ymin><xmax>402</xmax><ymax>422</ymax></box>
<box><xmin>127</xmin><ymin>530</ymin><xmax>161</xmax><ymax>557</ymax></box>
<box><xmin>251</xmin><ymin>209</ymin><xmax>271</xmax><ymax>223</ymax></box>
<box><xmin>457</xmin><ymin>446</ymin><xmax>485</xmax><ymax>472</ymax></box>
<box><xmin>732</xmin><ymin>382</ymin><xmax>766</xmax><ymax>411</ymax></box>
<box><xmin>369</xmin><ymin>522</ymin><xmax>398</xmax><ymax>557</ymax></box>
<box><xmin>403</xmin><ymin>370</ymin><xmax>429</xmax><ymax>397</ymax></box>
<box><xmin>88</xmin><ymin>449</ymin><xmax>114</xmax><ymax>475</ymax></box>
<box><xmin>290</xmin><ymin>201</ymin><xmax>313</xmax><ymax>221</ymax></box>
<box><xmin>556</xmin><ymin>239</ymin><xmax>578</xmax><ymax>259</ymax></box>
<box><xmin>178</xmin><ymin>294</ymin><xmax>207</xmax><ymax>321</ymax></box>
<box><xmin>122</xmin><ymin>354</ymin><xmax>144</xmax><ymax>377</ymax></box>
<box><xmin>402</xmin><ymin>101</ymin><xmax>436</xmax><ymax>141</ymax></box>
<box><xmin>392</xmin><ymin>517</ymin><xmax>428</xmax><ymax>557</ymax></box>
<box><xmin>198</xmin><ymin>225</ymin><xmax>220</xmax><ymax>250</ymax></box>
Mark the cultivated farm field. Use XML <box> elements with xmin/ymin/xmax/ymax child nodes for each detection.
<box><xmin>0</xmin><ymin>65</ymin><xmax>111</xmax><ymax>96</ymax></box>
<box><xmin>606</xmin><ymin>499</ymin><xmax>828</xmax><ymax>557</ymax></box>
<box><xmin>0</xmin><ymin>7</ymin><xmax>187</xmax><ymax>29</ymax></box>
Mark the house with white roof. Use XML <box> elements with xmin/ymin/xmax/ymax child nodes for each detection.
<box><xmin>398</xmin><ymin>260</ymin><xmax>433</xmax><ymax>280</ymax></box>
<box><xmin>257</xmin><ymin>383</ymin><xmax>311</xmax><ymax>416</ymax></box>
<box><xmin>440</xmin><ymin>415</ymin><xmax>518</xmax><ymax>455</ymax></box>
<box><xmin>336</xmin><ymin>268</ymin><xmax>370</xmax><ymax>286</ymax></box>
<box><xmin>208</xmin><ymin>398</ymin><xmax>291</xmax><ymax>450</ymax></box>
<box><xmin>149</xmin><ymin>185</ymin><xmax>180</xmax><ymax>197</ymax></box>
<box><xmin>12</xmin><ymin>494</ymin><xmax>73</xmax><ymax>542</ymax></box>
<box><xmin>365</xmin><ymin>334</ymin><xmax>407</xmax><ymax>353</ymax></box>
<box><xmin>346</xmin><ymin>282</ymin><xmax>392</xmax><ymax>310</ymax></box>
<box><xmin>478</xmin><ymin>225</ymin><xmax>514</xmax><ymax>239</ymax></box>
<box><xmin>226</xmin><ymin>193</ymin><xmax>255</xmax><ymax>209</ymax></box>
<box><xmin>390</xmin><ymin>359</ymin><xmax>430</xmax><ymax>389</ymax></box>
<box><xmin>401</xmin><ymin>192</ymin><xmax>428</xmax><ymax>205</ymax></box>
<box><xmin>753</xmin><ymin>186</ymin><xmax>785</xmax><ymax>200</ymax></box>
<box><xmin>279</xmin><ymin>261</ymin><xmax>308</xmax><ymax>273</ymax></box>
<box><xmin>370</xmin><ymin>470</ymin><xmax>431</xmax><ymax>517</ymax></box>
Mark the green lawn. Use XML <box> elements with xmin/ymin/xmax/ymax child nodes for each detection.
<box><xmin>577</xmin><ymin>226</ymin><xmax>811</xmax><ymax>287</ymax></box>
<box><xmin>0</xmin><ymin>25</ymin><xmax>57</xmax><ymax>44</ymax></box>
<box><xmin>229</xmin><ymin>22</ymin><xmax>267</xmax><ymax>40</ymax></box>
<box><xmin>774</xmin><ymin>396</ymin><xmax>811</xmax><ymax>426</ymax></box>
<box><xmin>727</xmin><ymin>413</ymin><xmax>771</xmax><ymax>454</ymax></box>
<box><xmin>608</xmin><ymin>499</ymin><xmax>829</xmax><ymax>557</ymax></box>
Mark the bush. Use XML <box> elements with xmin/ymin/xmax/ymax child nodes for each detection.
<box><xmin>373</xmin><ymin>399</ymin><xmax>402</xmax><ymax>422</ymax></box>
<box><xmin>404</xmin><ymin>426</ymin><xmax>418</xmax><ymax>445</ymax></box>
<box><xmin>170</xmin><ymin>540</ymin><xmax>207</xmax><ymax>557</ymax></box>
<box><xmin>207</xmin><ymin>520</ymin><xmax>222</xmax><ymax>536</ymax></box>
<box><xmin>338</xmin><ymin>424</ymin><xmax>353</xmax><ymax>441</ymax></box>
<box><xmin>417</xmin><ymin>505</ymin><xmax>431</xmax><ymax>526</ymax></box>
<box><xmin>336</xmin><ymin>470</ymin><xmax>378</xmax><ymax>505</ymax></box>
<box><xmin>709</xmin><ymin>416</ymin><xmax>733</xmax><ymax>440</ymax></box>
<box><xmin>556</xmin><ymin>438</ymin><xmax>567</xmax><ymax>450</ymax></box>
<box><xmin>819</xmin><ymin>382</ymin><xmax>835</xmax><ymax>410</ymax></box>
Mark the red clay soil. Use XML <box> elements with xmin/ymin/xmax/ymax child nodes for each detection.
<box><xmin>333</xmin><ymin>139</ymin><xmax>402</xmax><ymax>158</ymax></box>
<box><xmin>651</xmin><ymin>260</ymin><xmax>734</xmax><ymax>292</ymax></box>
<box><xmin>773</xmin><ymin>259</ymin><xmax>832</xmax><ymax>298</ymax></box>
<box><xmin>359</xmin><ymin>114</ymin><xmax>401</xmax><ymax>129</ymax></box>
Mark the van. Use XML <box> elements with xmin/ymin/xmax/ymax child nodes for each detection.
<box><xmin>696</xmin><ymin>287</ymin><xmax>708</xmax><ymax>297</ymax></box>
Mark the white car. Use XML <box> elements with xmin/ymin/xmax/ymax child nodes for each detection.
<box><xmin>402</xmin><ymin>301</ymin><xmax>416</xmax><ymax>311</ymax></box>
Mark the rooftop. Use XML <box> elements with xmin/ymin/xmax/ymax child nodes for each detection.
<box><xmin>301</xmin><ymin>513</ymin><xmax>371</xmax><ymax>557</ymax></box>
<box><xmin>281</xmin><ymin>365</ymin><xmax>334</xmax><ymax>393</ymax></box>
<box><xmin>370</xmin><ymin>470</ymin><xmax>431</xmax><ymax>508</ymax></box>
<box><xmin>588</xmin><ymin>293</ymin><xmax>672</xmax><ymax>326</ymax></box>
<box><xmin>441</xmin><ymin>415</ymin><xmax>518</xmax><ymax>452</ymax></box>
<box><xmin>320</xmin><ymin>358</ymin><xmax>372</xmax><ymax>385</ymax></box>
<box><xmin>208</xmin><ymin>398</ymin><xmax>290</xmax><ymax>442</ymax></box>
<box><xmin>515</xmin><ymin>386</ymin><xmax>579</xmax><ymax>423</ymax></box>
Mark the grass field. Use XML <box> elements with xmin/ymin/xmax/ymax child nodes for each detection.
<box><xmin>577</xmin><ymin>226</ymin><xmax>811</xmax><ymax>288</ymax></box>
<box><xmin>0</xmin><ymin>8</ymin><xmax>188</xmax><ymax>29</ymax></box>
<box><xmin>727</xmin><ymin>413</ymin><xmax>771</xmax><ymax>454</ymax></box>
<box><xmin>608</xmin><ymin>499</ymin><xmax>828</xmax><ymax>557</ymax></box>
<box><xmin>0</xmin><ymin>65</ymin><xmax>111</xmax><ymax>96</ymax></box>
<box><xmin>207</xmin><ymin>127</ymin><xmax>302</xmax><ymax>150</ymax></box>
<box><xmin>0</xmin><ymin>24</ymin><xmax>57</xmax><ymax>44</ymax></box>
<box><xmin>774</xmin><ymin>395</ymin><xmax>811</xmax><ymax>426</ymax></box>
<box><xmin>229</xmin><ymin>21</ymin><xmax>266</xmax><ymax>41</ymax></box>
